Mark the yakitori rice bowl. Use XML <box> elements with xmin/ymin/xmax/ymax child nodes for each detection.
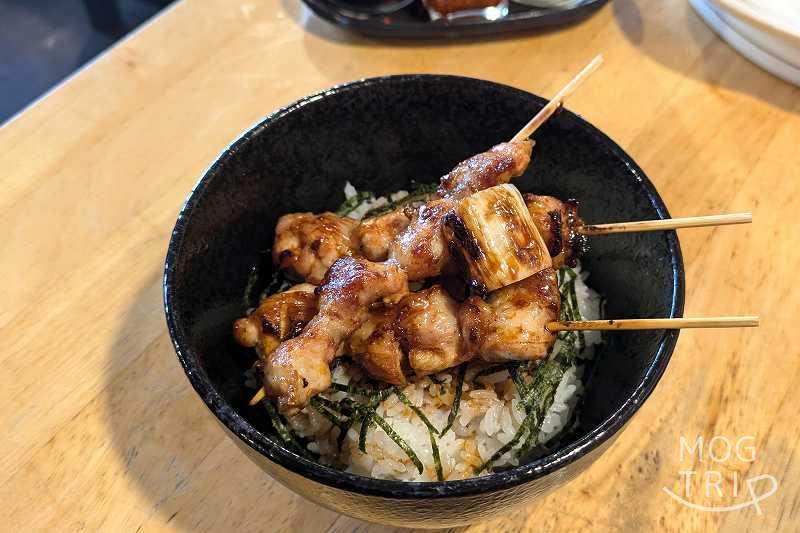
<box><xmin>248</xmin><ymin>185</ymin><xmax>604</xmax><ymax>482</ymax></box>
<box><xmin>164</xmin><ymin>74</ymin><xmax>683</xmax><ymax>527</ymax></box>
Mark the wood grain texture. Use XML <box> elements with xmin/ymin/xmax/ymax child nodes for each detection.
<box><xmin>1</xmin><ymin>0</ymin><xmax>797</xmax><ymax>531</ymax></box>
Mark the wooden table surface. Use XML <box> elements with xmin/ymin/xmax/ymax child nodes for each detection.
<box><xmin>2</xmin><ymin>0</ymin><xmax>798</xmax><ymax>531</ymax></box>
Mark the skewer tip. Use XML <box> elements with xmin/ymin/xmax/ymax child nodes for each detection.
<box><xmin>510</xmin><ymin>54</ymin><xmax>605</xmax><ymax>142</ymax></box>
<box><xmin>249</xmin><ymin>387</ymin><xmax>267</xmax><ymax>406</ymax></box>
<box><xmin>745</xmin><ymin>315</ymin><xmax>760</xmax><ymax>327</ymax></box>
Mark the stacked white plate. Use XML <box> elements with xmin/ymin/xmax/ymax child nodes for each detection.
<box><xmin>689</xmin><ymin>0</ymin><xmax>800</xmax><ymax>86</ymax></box>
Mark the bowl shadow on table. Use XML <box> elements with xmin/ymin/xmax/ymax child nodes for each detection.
<box><xmin>612</xmin><ymin>0</ymin><xmax>799</xmax><ymax>113</ymax></box>
<box><xmin>104</xmin><ymin>273</ymin><xmax>469</xmax><ymax>532</ymax></box>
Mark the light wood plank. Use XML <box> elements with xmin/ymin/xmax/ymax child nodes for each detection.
<box><xmin>1</xmin><ymin>0</ymin><xmax>798</xmax><ymax>531</ymax></box>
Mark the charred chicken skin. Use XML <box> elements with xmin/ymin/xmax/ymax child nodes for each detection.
<box><xmin>459</xmin><ymin>268</ymin><xmax>560</xmax><ymax>362</ymax></box>
<box><xmin>348</xmin><ymin>305</ymin><xmax>407</xmax><ymax>386</ymax></box>
<box><xmin>438</xmin><ymin>141</ymin><xmax>533</xmax><ymax>199</ymax></box>
<box><xmin>389</xmin><ymin>141</ymin><xmax>534</xmax><ymax>280</ymax></box>
<box><xmin>232</xmin><ymin>283</ymin><xmax>318</xmax><ymax>356</ymax></box>
<box><xmin>353</xmin><ymin>209</ymin><xmax>412</xmax><ymax>262</ymax></box>
<box><xmin>387</xmin><ymin>198</ymin><xmax>456</xmax><ymax>281</ymax></box>
<box><xmin>272</xmin><ymin>212</ymin><xmax>358</xmax><ymax>284</ymax></box>
<box><xmin>235</xmin><ymin>270</ymin><xmax>561</xmax><ymax>401</ymax></box>
<box><xmin>523</xmin><ymin>194</ymin><xmax>587</xmax><ymax>268</ymax></box>
<box><xmin>395</xmin><ymin>285</ymin><xmax>467</xmax><ymax>376</ymax></box>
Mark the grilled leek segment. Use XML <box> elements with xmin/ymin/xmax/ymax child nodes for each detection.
<box><xmin>443</xmin><ymin>184</ymin><xmax>551</xmax><ymax>293</ymax></box>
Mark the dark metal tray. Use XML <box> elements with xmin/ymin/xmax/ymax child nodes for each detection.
<box><xmin>301</xmin><ymin>0</ymin><xmax>607</xmax><ymax>38</ymax></box>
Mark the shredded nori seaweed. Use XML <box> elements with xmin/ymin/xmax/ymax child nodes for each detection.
<box><xmin>516</xmin><ymin>359</ymin><xmax>568</xmax><ymax>458</ymax></box>
<box><xmin>357</xmin><ymin>409</ymin><xmax>372</xmax><ymax>452</ymax></box>
<box><xmin>474</xmin><ymin>405</ymin><xmax>538</xmax><ymax>474</ymax></box>
<box><xmin>350</xmin><ymin>387</ymin><xmax>397</xmax><ymax>452</ymax></box>
<box><xmin>309</xmin><ymin>385</ymin><xmax>431</xmax><ymax>476</ymax></box>
<box><xmin>506</xmin><ymin>362</ymin><xmax>531</xmax><ymax>400</ymax></box>
<box><xmin>310</xmin><ymin>396</ymin><xmax>351</xmax><ymax>426</ymax></box>
<box><xmin>558</xmin><ymin>266</ymin><xmax>585</xmax><ymax>352</ymax></box>
<box><xmin>439</xmin><ymin>363</ymin><xmax>467</xmax><ymax>437</ymax></box>
<box><xmin>368</xmin><ymin>410</ymin><xmax>425</xmax><ymax>474</ymax></box>
<box><xmin>395</xmin><ymin>389</ymin><xmax>444</xmax><ymax>481</ymax></box>
<box><xmin>336</xmin><ymin>190</ymin><xmax>375</xmax><ymax>217</ymax></box>
<box><xmin>474</xmin><ymin>365</ymin><xmax>508</xmax><ymax>381</ymax></box>
<box><xmin>262</xmin><ymin>399</ymin><xmax>316</xmax><ymax>460</ymax></box>
<box><xmin>328</xmin><ymin>382</ymin><xmax>378</xmax><ymax>397</ymax></box>
<box><xmin>474</xmin><ymin>266</ymin><xmax>589</xmax><ymax>472</ymax></box>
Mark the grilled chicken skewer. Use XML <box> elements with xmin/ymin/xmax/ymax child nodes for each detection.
<box><xmin>272</xmin><ymin>197</ymin><xmax>751</xmax><ymax>285</ymax></box>
<box><xmin>239</xmin><ymin>268</ymin><xmax>562</xmax><ymax>409</ymax></box>
<box><xmin>241</xmin><ymin>56</ymin><xmax>759</xmax><ymax>413</ymax></box>
<box><xmin>241</xmin><ymin>199</ymin><xmax>755</xmax><ymax>402</ymax></box>
<box><xmin>251</xmin><ymin>189</ymin><xmax>755</xmax><ymax>412</ymax></box>
<box><xmin>270</xmin><ymin>56</ymin><xmax>605</xmax><ymax>285</ymax></box>
<box><xmin>272</xmin><ymin>140</ymin><xmax>536</xmax><ymax>284</ymax></box>
<box><xmin>270</xmin><ymin>57</ymin><xmax>605</xmax><ymax>285</ymax></box>
<box><xmin>251</xmin><ymin>190</ymin><xmax>751</xmax><ymax>412</ymax></box>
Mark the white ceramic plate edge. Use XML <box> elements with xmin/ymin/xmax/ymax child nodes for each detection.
<box><xmin>708</xmin><ymin>0</ymin><xmax>800</xmax><ymax>48</ymax></box>
<box><xmin>689</xmin><ymin>0</ymin><xmax>800</xmax><ymax>87</ymax></box>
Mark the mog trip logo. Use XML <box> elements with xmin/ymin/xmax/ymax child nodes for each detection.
<box><xmin>662</xmin><ymin>435</ymin><xmax>778</xmax><ymax>514</ymax></box>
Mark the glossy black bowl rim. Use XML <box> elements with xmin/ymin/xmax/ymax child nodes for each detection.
<box><xmin>164</xmin><ymin>74</ymin><xmax>685</xmax><ymax>500</ymax></box>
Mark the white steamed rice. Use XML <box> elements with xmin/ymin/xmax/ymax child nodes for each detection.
<box><xmin>342</xmin><ymin>182</ymin><xmax>410</xmax><ymax>220</ymax></box>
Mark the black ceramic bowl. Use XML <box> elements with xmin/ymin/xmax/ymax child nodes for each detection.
<box><xmin>164</xmin><ymin>75</ymin><xmax>684</xmax><ymax>528</ymax></box>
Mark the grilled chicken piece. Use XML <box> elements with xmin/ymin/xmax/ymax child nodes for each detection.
<box><xmin>443</xmin><ymin>184</ymin><xmax>552</xmax><ymax>294</ymax></box>
<box><xmin>270</xmin><ymin>142</ymin><xmax>533</xmax><ymax>284</ymax></box>
<box><xmin>459</xmin><ymin>268</ymin><xmax>560</xmax><ymax>362</ymax></box>
<box><xmin>233</xmin><ymin>283</ymin><xmax>318</xmax><ymax>358</ymax></box>
<box><xmin>438</xmin><ymin>141</ymin><xmax>533</xmax><ymax>199</ymax></box>
<box><xmin>264</xmin><ymin>257</ymin><xmax>408</xmax><ymax>414</ymax></box>
<box><xmin>388</xmin><ymin>198</ymin><xmax>456</xmax><ymax>281</ymax></box>
<box><xmin>353</xmin><ymin>210</ymin><xmax>412</xmax><ymax>262</ymax></box>
<box><xmin>272</xmin><ymin>212</ymin><xmax>358</xmax><ymax>284</ymax></box>
<box><xmin>388</xmin><ymin>142</ymin><xmax>534</xmax><ymax>281</ymax></box>
<box><xmin>395</xmin><ymin>285</ymin><xmax>470</xmax><ymax>375</ymax></box>
<box><xmin>524</xmin><ymin>194</ymin><xmax>588</xmax><ymax>268</ymax></box>
<box><xmin>348</xmin><ymin>305</ymin><xmax>408</xmax><ymax>385</ymax></box>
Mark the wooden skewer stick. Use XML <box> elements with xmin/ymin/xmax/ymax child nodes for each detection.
<box><xmin>547</xmin><ymin>316</ymin><xmax>759</xmax><ymax>332</ymax></box>
<box><xmin>510</xmin><ymin>54</ymin><xmax>604</xmax><ymax>142</ymax></box>
<box><xmin>249</xmin><ymin>315</ymin><xmax>758</xmax><ymax>404</ymax></box>
<box><xmin>579</xmin><ymin>212</ymin><xmax>752</xmax><ymax>235</ymax></box>
<box><xmin>249</xmin><ymin>387</ymin><xmax>266</xmax><ymax>406</ymax></box>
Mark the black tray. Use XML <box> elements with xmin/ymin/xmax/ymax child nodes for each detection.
<box><xmin>301</xmin><ymin>0</ymin><xmax>608</xmax><ymax>38</ymax></box>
